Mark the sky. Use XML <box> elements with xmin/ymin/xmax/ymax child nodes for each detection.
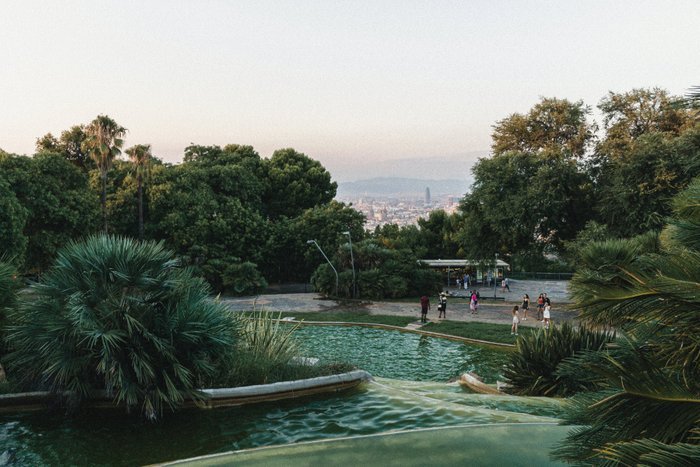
<box><xmin>1</xmin><ymin>0</ymin><xmax>698</xmax><ymax>181</ymax></box>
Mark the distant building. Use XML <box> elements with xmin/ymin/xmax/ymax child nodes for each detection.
<box><xmin>425</xmin><ymin>187</ymin><xmax>431</xmax><ymax>205</ymax></box>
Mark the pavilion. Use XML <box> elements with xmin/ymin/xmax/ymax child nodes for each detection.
<box><xmin>419</xmin><ymin>258</ymin><xmax>510</xmax><ymax>287</ymax></box>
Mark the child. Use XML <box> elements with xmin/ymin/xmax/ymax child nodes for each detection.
<box><xmin>470</xmin><ymin>291</ymin><xmax>479</xmax><ymax>314</ymax></box>
<box><xmin>543</xmin><ymin>304</ymin><xmax>551</xmax><ymax>329</ymax></box>
<box><xmin>511</xmin><ymin>305</ymin><xmax>520</xmax><ymax>335</ymax></box>
<box><xmin>438</xmin><ymin>292</ymin><xmax>447</xmax><ymax>318</ymax></box>
<box><xmin>521</xmin><ymin>294</ymin><xmax>529</xmax><ymax>320</ymax></box>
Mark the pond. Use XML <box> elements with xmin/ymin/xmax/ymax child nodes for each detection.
<box><xmin>0</xmin><ymin>326</ymin><xmax>563</xmax><ymax>466</ymax></box>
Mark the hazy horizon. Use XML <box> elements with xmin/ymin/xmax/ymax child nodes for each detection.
<box><xmin>1</xmin><ymin>1</ymin><xmax>698</xmax><ymax>179</ymax></box>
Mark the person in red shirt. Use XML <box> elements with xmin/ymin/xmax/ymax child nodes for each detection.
<box><xmin>420</xmin><ymin>295</ymin><xmax>430</xmax><ymax>323</ymax></box>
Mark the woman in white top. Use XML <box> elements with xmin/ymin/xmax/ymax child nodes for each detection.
<box><xmin>543</xmin><ymin>304</ymin><xmax>551</xmax><ymax>329</ymax></box>
<box><xmin>511</xmin><ymin>305</ymin><xmax>520</xmax><ymax>335</ymax></box>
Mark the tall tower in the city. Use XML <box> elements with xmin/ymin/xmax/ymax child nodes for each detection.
<box><xmin>425</xmin><ymin>186</ymin><xmax>431</xmax><ymax>205</ymax></box>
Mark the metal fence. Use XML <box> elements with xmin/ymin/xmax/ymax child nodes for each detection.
<box><xmin>507</xmin><ymin>272</ymin><xmax>574</xmax><ymax>281</ymax></box>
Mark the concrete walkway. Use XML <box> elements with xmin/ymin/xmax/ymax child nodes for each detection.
<box><xmin>222</xmin><ymin>280</ymin><xmax>576</xmax><ymax>329</ymax></box>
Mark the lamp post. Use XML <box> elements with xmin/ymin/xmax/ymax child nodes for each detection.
<box><xmin>307</xmin><ymin>240</ymin><xmax>338</xmax><ymax>297</ymax></box>
<box><xmin>494</xmin><ymin>253</ymin><xmax>499</xmax><ymax>299</ymax></box>
<box><xmin>342</xmin><ymin>231</ymin><xmax>356</xmax><ymax>298</ymax></box>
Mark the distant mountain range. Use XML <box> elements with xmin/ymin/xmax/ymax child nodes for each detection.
<box><xmin>336</xmin><ymin>177</ymin><xmax>470</xmax><ymax>198</ymax></box>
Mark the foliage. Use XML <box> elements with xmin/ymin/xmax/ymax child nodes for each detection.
<box><xmin>595</xmin><ymin>125</ymin><xmax>700</xmax><ymax>237</ymax></box>
<box><xmin>458</xmin><ymin>151</ymin><xmax>593</xmax><ymax>261</ymax></box>
<box><xmin>5</xmin><ymin>235</ymin><xmax>236</xmax><ymax>420</ymax></box>
<box><xmin>0</xmin><ymin>260</ymin><xmax>19</xmax><ymax>353</ymax></box>
<box><xmin>125</xmin><ymin>144</ymin><xmax>153</xmax><ymax>240</ymax></box>
<box><xmin>491</xmin><ymin>97</ymin><xmax>595</xmax><ymax>158</ymax></box>
<box><xmin>263</xmin><ymin>148</ymin><xmax>337</xmax><ymax>218</ymax></box>
<box><xmin>0</xmin><ymin>153</ymin><xmax>99</xmax><ymax>271</ymax></box>
<box><xmin>597</xmin><ymin>88</ymin><xmax>696</xmax><ymax>160</ymax></box>
<box><xmin>222</xmin><ymin>262</ymin><xmax>268</xmax><ymax>296</ymax></box>
<box><xmin>0</xmin><ymin>176</ymin><xmax>27</xmax><ymax>263</ymax></box>
<box><xmin>82</xmin><ymin>115</ymin><xmax>127</xmax><ymax>231</ymax></box>
<box><xmin>554</xmin><ymin>177</ymin><xmax>700</xmax><ymax>464</ymax></box>
<box><xmin>36</xmin><ymin>125</ymin><xmax>94</xmax><ymax>171</ymax></box>
<box><xmin>310</xmin><ymin>239</ymin><xmax>441</xmax><ymax>298</ymax></box>
<box><xmin>502</xmin><ymin>323</ymin><xmax>614</xmax><ymax>397</ymax></box>
<box><xmin>423</xmin><ymin>320</ymin><xmax>536</xmax><ymax>345</ymax></box>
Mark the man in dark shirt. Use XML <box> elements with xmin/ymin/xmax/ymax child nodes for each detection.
<box><xmin>420</xmin><ymin>295</ymin><xmax>430</xmax><ymax>323</ymax></box>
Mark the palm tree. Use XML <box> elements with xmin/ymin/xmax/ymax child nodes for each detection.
<box><xmin>82</xmin><ymin>115</ymin><xmax>127</xmax><ymax>231</ymax></box>
<box><xmin>553</xmin><ymin>177</ymin><xmax>700</xmax><ymax>464</ymax></box>
<box><xmin>125</xmin><ymin>144</ymin><xmax>152</xmax><ymax>240</ymax></box>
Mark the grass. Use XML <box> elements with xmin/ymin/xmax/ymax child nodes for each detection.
<box><xmin>265</xmin><ymin>311</ymin><xmax>533</xmax><ymax>345</ymax></box>
<box><xmin>419</xmin><ymin>320</ymin><xmax>537</xmax><ymax>344</ymax></box>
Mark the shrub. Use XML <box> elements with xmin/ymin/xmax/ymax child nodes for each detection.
<box><xmin>502</xmin><ymin>322</ymin><xmax>614</xmax><ymax>397</ymax></box>
<box><xmin>5</xmin><ymin>235</ymin><xmax>236</xmax><ymax>419</ymax></box>
<box><xmin>222</xmin><ymin>261</ymin><xmax>268</xmax><ymax>295</ymax></box>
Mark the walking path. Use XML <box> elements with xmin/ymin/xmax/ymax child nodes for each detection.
<box><xmin>222</xmin><ymin>279</ymin><xmax>576</xmax><ymax>329</ymax></box>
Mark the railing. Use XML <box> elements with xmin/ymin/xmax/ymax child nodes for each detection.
<box><xmin>507</xmin><ymin>272</ymin><xmax>574</xmax><ymax>281</ymax></box>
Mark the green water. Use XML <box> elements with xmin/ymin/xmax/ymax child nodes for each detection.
<box><xmin>0</xmin><ymin>326</ymin><xmax>564</xmax><ymax>466</ymax></box>
<box><xmin>294</xmin><ymin>325</ymin><xmax>509</xmax><ymax>383</ymax></box>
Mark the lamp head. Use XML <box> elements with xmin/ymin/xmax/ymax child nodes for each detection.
<box><xmin>306</xmin><ymin>240</ymin><xmax>315</xmax><ymax>244</ymax></box>
<box><xmin>342</xmin><ymin>231</ymin><xmax>350</xmax><ymax>235</ymax></box>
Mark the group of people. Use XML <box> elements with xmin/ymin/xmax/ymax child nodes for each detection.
<box><xmin>511</xmin><ymin>292</ymin><xmax>552</xmax><ymax>335</ymax></box>
<box><xmin>419</xmin><ymin>290</ymin><xmax>553</xmax><ymax>333</ymax></box>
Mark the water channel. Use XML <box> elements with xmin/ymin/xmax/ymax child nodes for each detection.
<box><xmin>0</xmin><ymin>325</ymin><xmax>567</xmax><ymax>465</ymax></box>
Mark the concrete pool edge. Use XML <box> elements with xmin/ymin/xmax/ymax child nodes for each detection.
<box><xmin>0</xmin><ymin>370</ymin><xmax>372</xmax><ymax>413</ymax></box>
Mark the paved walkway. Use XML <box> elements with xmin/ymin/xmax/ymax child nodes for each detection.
<box><xmin>222</xmin><ymin>279</ymin><xmax>576</xmax><ymax>329</ymax></box>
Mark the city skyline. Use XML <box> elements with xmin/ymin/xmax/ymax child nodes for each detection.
<box><xmin>1</xmin><ymin>1</ymin><xmax>698</xmax><ymax>181</ymax></box>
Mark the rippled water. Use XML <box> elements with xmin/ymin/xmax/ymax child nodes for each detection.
<box><xmin>0</xmin><ymin>326</ymin><xmax>559</xmax><ymax>466</ymax></box>
<box><xmin>294</xmin><ymin>325</ymin><xmax>508</xmax><ymax>383</ymax></box>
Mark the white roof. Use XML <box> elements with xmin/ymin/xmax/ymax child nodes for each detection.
<box><xmin>419</xmin><ymin>259</ymin><xmax>509</xmax><ymax>267</ymax></box>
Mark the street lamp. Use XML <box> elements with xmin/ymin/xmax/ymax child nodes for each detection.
<box><xmin>307</xmin><ymin>240</ymin><xmax>339</xmax><ymax>297</ymax></box>
<box><xmin>494</xmin><ymin>253</ymin><xmax>499</xmax><ymax>299</ymax></box>
<box><xmin>342</xmin><ymin>231</ymin><xmax>356</xmax><ymax>298</ymax></box>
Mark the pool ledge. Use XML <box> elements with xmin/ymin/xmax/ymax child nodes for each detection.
<box><xmin>0</xmin><ymin>370</ymin><xmax>372</xmax><ymax>413</ymax></box>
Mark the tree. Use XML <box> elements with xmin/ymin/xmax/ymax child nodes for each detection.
<box><xmin>553</xmin><ymin>178</ymin><xmax>700</xmax><ymax>464</ymax></box>
<box><xmin>491</xmin><ymin>97</ymin><xmax>595</xmax><ymax>158</ymax></box>
<box><xmin>263</xmin><ymin>148</ymin><xmax>337</xmax><ymax>218</ymax></box>
<box><xmin>0</xmin><ymin>176</ymin><xmax>27</xmax><ymax>264</ymax></box>
<box><xmin>458</xmin><ymin>151</ymin><xmax>593</xmax><ymax>268</ymax></box>
<box><xmin>82</xmin><ymin>115</ymin><xmax>127</xmax><ymax>231</ymax></box>
<box><xmin>125</xmin><ymin>144</ymin><xmax>153</xmax><ymax>240</ymax></box>
<box><xmin>5</xmin><ymin>235</ymin><xmax>236</xmax><ymax>420</ymax></box>
<box><xmin>593</xmin><ymin>125</ymin><xmax>700</xmax><ymax>237</ymax></box>
<box><xmin>0</xmin><ymin>153</ymin><xmax>100</xmax><ymax>272</ymax></box>
<box><xmin>36</xmin><ymin>125</ymin><xmax>93</xmax><ymax>171</ymax></box>
<box><xmin>416</xmin><ymin>210</ymin><xmax>462</xmax><ymax>259</ymax></box>
<box><xmin>597</xmin><ymin>88</ymin><xmax>695</xmax><ymax>160</ymax></box>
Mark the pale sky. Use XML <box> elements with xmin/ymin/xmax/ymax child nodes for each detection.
<box><xmin>1</xmin><ymin>0</ymin><xmax>698</xmax><ymax>181</ymax></box>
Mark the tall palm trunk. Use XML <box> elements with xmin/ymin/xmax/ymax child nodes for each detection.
<box><xmin>137</xmin><ymin>173</ymin><xmax>144</xmax><ymax>240</ymax></box>
<box><xmin>101</xmin><ymin>169</ymin><xmax>108</xmax><ymax>232</ymax></box>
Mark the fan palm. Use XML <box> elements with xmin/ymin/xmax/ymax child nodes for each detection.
<box><xmin>5</xmin><ymin>235</ymin><xmax>236</xmax><ymax>420</ymax></box>
<box><xmin>554</xmin><ymin>177</ymin><xmax>700</xmax><ymax>464</ymax></box>
<box><xmin>125</xmin><ymin>144</ymin><xmax>152</xmax><ymax>240</ymax></box>
<box><xmin>82</xmin><ymin>115</ymin><xmax>127</xmax><ymax>232</ymax></box>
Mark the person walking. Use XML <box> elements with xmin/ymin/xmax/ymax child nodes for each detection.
<box><xmin>536</xmin><ymin>294</ymin><xmax>545</xmax><ymax>320</ymax></box>
<box><xmin>470</xmin><ymin>291</ymin><xmax>479</xmax><ymax>314</ymax></box>
<box><xmin>521</xmin><ymin>294</ymin><xmax>530</xmax><ymax>320</ymax></box>
<box><xmin>420</xmin><ymin>295</ymin><xmax>430</xmax><ymax>323</ymax></box>
<box><xmin>543</xmin><ymin>304</ymin><xmax>551</xmax><ymax>329</ymax></box>
<box><xmin>511</xmin><ymin>305</ymin><xmax>520</xmax><ymax>335</ymax></box>
<box><xmin>504</xmin><ymin>277</ymin><xmax>510</xmax><ymax>292</ymax></box>
<box><xmin>438</xmin><ymin>292</ymin><xmax>447</xmax><ymax>318</ymax></box>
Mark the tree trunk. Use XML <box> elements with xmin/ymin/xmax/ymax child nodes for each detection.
<box><xmin>137</xmin><ymin>174</ymin><xmax>144</xmax><ymax>241</ymax></box>
<box><xmin>101</xmin><ymin>170</ymin><xmax>108</xmax><ymax>232</ymax></box>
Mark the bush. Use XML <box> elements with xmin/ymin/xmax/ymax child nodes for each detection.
<box><xmin>222</xmin><ymin>261</ymin><xmax>268</xmax><ymax>296</ymax></box>
<box><xmin>5</xmin><ymin>235</ymin><xmax>236</xmax><ymax>419</ymax></box>
<box><xmin>502</xmin><ymin>322</ymin><xmax>614</xmax><ymax>397</ymax></box>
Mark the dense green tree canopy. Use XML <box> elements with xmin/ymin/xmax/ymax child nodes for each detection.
<box><xmin>0</xmin><ymin>176</ymin><xmax>27</xmax><ymax>263</ymax></box>
<box><xmin>263</xmin><ymin>148</ymin><xmax>337</xmax><ymax>218</ymax></box>
<box><xmin>36</xmin><ymin>125</ymin><xmax>93</xmax><ymax>171</ymax></box>
<box><xmin>491</xmin><ymin>97</ymin><xmax>595</xmax><ymax>158</ymax></box>
<box><xmin>459</xmin><ymin>151</ymin><xmax>593</xmax><ymax>267</ymax></box>
<box><xmin>0</xmin><ymin>153</ymin><xmax>98</xmax><ymax>271</ymax></box>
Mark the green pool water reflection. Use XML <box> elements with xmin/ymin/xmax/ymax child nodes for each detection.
<box><xmin>0</xmin><ymin>326</ymin><xmax>564</xmax><ymax>466</ymax></box>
